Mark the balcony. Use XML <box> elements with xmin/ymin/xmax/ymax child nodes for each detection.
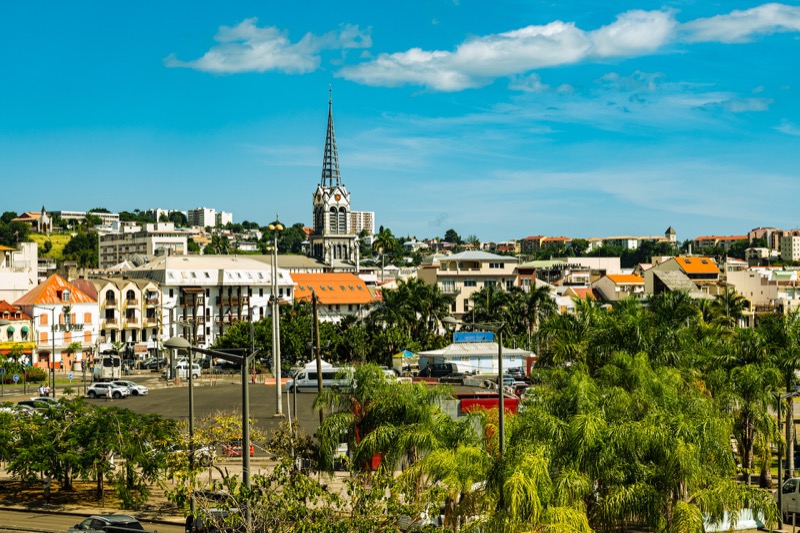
<box><xmin>124</xmin><ymin>298</ymin><xmax>139</xmax><ymax>307</ymax></box>
<box><xmin>146</xmin><ymin>297</ymin><xmax>159</xmax><ymax>307</ymax></box>
<box><xmin>218</xmin><ymin>296</ymin><xmax>249</xmax><ymax>307</ymax></box>
<box><xmin>124</xmin><ymin>319</ymin><xmax>140</xmax><ymax>329</ymax></box>
<box><xmin>104</xmin><ymin>300</ymin><xmax>118</xmax><ymax>308</ymax></box>
<box><xmin>144</xmin><ymin>317</ymin><xmax>158</xmax><ymax>326</ymax></box>
<box><xmin>216</xmin><ymin>314</ymin><xmax>244</xmax><ymax>325</ymax></box>
<box><xmin>102</xmin><ymin>318</ymin><xmax>119</xmax><ymax>329</ymax></box>
<box><xmin>440</xmin><ymin>285</ymin><xmax>460</xmax><ymax>295</ymax></box>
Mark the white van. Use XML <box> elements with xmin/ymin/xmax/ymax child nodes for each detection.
<box><xmin>162</xmin><ymin>361</ymin><xmax>201</xmax><ymax>380</ymax></box>
<box><xmin>285</xmin><ymin>367</ymin><xmax>352</xmax><ymax>392</ymax></box>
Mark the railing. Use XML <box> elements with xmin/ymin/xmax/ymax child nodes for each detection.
<box><xmin>124</xmin><ymin>319</ymin><xmax>139</xmax><ymax>328</ymax></box>
<box><xmin>218</xmin><ymin>296</ymin><xmax>249</xmax><ymax>306</ymax></box>
<box><xmin>104</xmin><ymin>300</ymin><xmax>118</xmax><ymax>308</ymax></box>
<box><xmin>146</xmin><ymin>298</ymin><xmax>159</xmax><ymax>306</ymax></box>
<box><xmin>125</xmin><ymin>298</ymin><xmax>138</xmax><ymax>307</ymax></box>
<box><xmin>102</xmin><ymin>318</ymin><xmax>119</xmax><ymax>328</ymax></box>
<box><xmin>144</xmin><ymin>317</ymin><xmax>158</xmax><ymax>325</ymax></box>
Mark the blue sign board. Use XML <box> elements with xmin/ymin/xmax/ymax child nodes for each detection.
<box><xmin>453</xmin><ymin>331</ymin><xmax>494</xmax><ymax>343</ymax></box>
<box><xmin>12</xmin><ymin>374</ymin><xmax>19</xmax><ymax>383</ymax></box>
<box><xmin>0</xmin><ymin>368</ymin><xmax>4</xmax><ymax>375</ymax></box>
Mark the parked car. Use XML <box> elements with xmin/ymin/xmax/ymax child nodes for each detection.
<box><xmin>418</xmin><ymin>363</ymin><xmax>458</xmax><ymax>378</ymax></box>
<box><xmin>222</xmin><ymin>439</ymin><xmax>255</xmax><ymax>458</ymax></box>
<box><xmin>111</xmin><ymin>381</ymin><xmax>148</xmax><ymax>396</ymax></box>
<box><xmin>439</xmin><ymin>373</ymin><xmax>466</xmax><ymax>385</ymax></box>
<box><xmin>86</xmin><ymin>382</ymin><xmax>131</xmax><ymax>399</ymax></box>
<box><xmin>213</xmin><ymin>360</ymin><xmax>240</xmax><ymax>374</ymax></box>
<box><xmin>67</xmin><ymin>514</ymin><xmax>144</xmax><ymax>532</ymax></box>
<box><xmin>18</xmin><ymin>398</ymin><xmax>61</xmax><ymax>410</ymax></box>
<box><xmin>140</xmin><ymin>358</ymin><xmax>166</xmax><ymax>371</ymax></box>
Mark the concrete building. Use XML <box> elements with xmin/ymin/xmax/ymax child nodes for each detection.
<box><xmin>693</xmin><ymin>235</ymin><xmax>748</xmax><ymax>251</ymax></box>
<box><xmin>0</xmin><ymin>242</ymin><xmax>38</xmax><ymax>303</ymax></box>
<box><xmin>188</xmin><ymin>207</ymin><xmax>216</xmax><ymax>228</ymax></box>
<box><xmin>781</xmin><ymin>235</ymin><xmax>800</xmax><ymax>262</ymax></box>
<box><xmin>0</xmin><ymin>300</ymin><xmax>34</xmax><ymax>362</ymax></box>
<box><xmin>593</xmin><ymin>274</ymin><xmax>646</xmax><ymax>302</ymax></box>
<box><xmin>418</xmin><ymin>251</ymin><xmax>519</xmax><ymax>319</ymax></box>
<box><xmin>216</xmin><ymin>211</ymin><xmax>233</xmax><ymax>227</ymax></box>
<box><xmin>98</xmin><ymin>222</ymin><xmax>188</xmax><ymax>269</ymax></box>
<box><xmin>51</xmin><ymin>210</ymin><xmax>120</xmax><ymax>227</ymax></box>
<box><xmin>350</xmin><ymin>211</ymin><xmax>375</xmax><ymax>236</ymax></box>
<box><xmin>644</xmin><ymin>256</ymin><xmax>720</xmax><ymax>295</ymax></box>
<box><xmin>291</xmin><ymin>272</ymin><xmax>375</xmax><ymax>322</ymax></box>
<box><xmin>125</xmin><ymin>255</ymin><xmax>294</xmax><ymax>348</ymax></box>
<box><xmin>14</xmin><ymin>274</ymin><xmax>99</xmax><ymax>371</ymax></box>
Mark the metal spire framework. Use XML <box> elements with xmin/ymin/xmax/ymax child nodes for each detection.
<box><xmin>320</xmin><ymin>87</ymin><xmax>342</xmax><ymax>188</ymax></box>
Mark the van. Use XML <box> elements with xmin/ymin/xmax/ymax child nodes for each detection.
<box><xmin>162</xmin><ymin>361</ymin><xmax>201</xmax><ymax>379</ymax></box>
<box><xmin>419</xmin><ymin>363</ymin><xmax>458</xmax><ymax>378</ymax></box>
<box><xmin>285</xmin><ymin>367</ymin><xmax>352</xmax><ymax>392</ymax></box>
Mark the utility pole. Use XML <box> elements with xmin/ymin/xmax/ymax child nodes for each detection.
<box><xmin>313</xmin><ymin>291</ymin><xmax>323</xmax><ymax>425</ymax></box>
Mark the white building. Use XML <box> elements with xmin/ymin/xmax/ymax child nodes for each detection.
<box><xmin>51</xmin><ymin>210</ymin><xmax>120</xmax><ymax>227</ymax></box>
<box><xmin>125</xmin><ymin>255</ymin><xmax>294</xmax><ymax>348</ymax></box>
<box><xmin>188</xmin><ymin>207</ymin><xmax>216</xmax><ymax>228</ymax></box>
<box><xmin>216</xmin><ymin>211</ymin><xmax>233</xmax><ymax>227</ymax></box>
<box><xmin>98</xmin><ymin>222</ymin><xmax>188</xmax><ymax>269</ymax></box>
<box><xmin>14</xmin><ymin>274</ymin><xmax>99</xmax><ymax>371</ymax></box>
<box><xmin>350</xmin><ymin>211</ymin><xmax>375</xmax><ymax>236</ymax></box>
<box><xmin>781</xmin><ymin>235</ymin><xmax>800</xmax><ymax>261</ymax></box>
<box><xmin>0</xmin><ymin>242</ymin><xmax>38</xmax><ymax>303</ymax></box>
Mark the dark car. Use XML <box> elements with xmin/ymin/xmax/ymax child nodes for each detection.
<box><xmin>213</xmin><ymin>360</ymin><xmax>240</xmax><ymax>374</ymax></box>
<box><xmin>418</xmin><ymin>363</ymin><xmax>458</xmax><ymax>378</ymax></box>
<box><xmin>67</xmin><ymin>514</ymin><xmax>144</xmax><ymax>532</ymax></box>
<box><xmin>439</xmin><ymin>372</ymin><xmax>466</xmax><ymax>385</ymax></box>
<box><xmin>140</xmin><ymin>358</ymin><xmax>166</xmax><ymax>371</ymax></box>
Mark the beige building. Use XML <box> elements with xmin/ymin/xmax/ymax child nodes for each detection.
<box><xmin>0</xmin><ymin>242</ymin><xmax>38</xmax><ymax>303</ymax></box>
<box><xmin>98</xmin><ymin>222</ymin><xmax>188</xmax><ymax>269</ymax></box>
<box><xmin>418</xmin><ymin>251</ymin><xmax>518</xmax><ymax>318</ymax></box>
<box><xmin>781</xmin><ymin>235</ymin><xmax>800</xmax><ymax>262</ymax></box>
<box><xmin>592</xmin><ymin>274</ymin><xmax>646</xmax><ymax>302</ymax></box>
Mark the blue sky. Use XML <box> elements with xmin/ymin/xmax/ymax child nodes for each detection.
<box><xmin>2</xmin><ymin>1</ymin><xmax>799</xmax><ymax>243</ymax></box>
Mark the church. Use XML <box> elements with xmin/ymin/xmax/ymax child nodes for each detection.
<box><xmin>306</xmin><ymin>93</ymin><xmax>360</xmax><ymax>273</ymax></box>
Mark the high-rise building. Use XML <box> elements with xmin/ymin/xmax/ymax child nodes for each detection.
<box><xmin>307</xmin><ymin>92</ymin><xmax>359</xmax><ymax>272</ymax></box>
<box><xmin>187</xmin><ymin>207</ymin><xmax>216</xmax><ymax>228</ymax></box>
<box><xmin>350</xmin><ymin>211</ymin><xmax>375</xmax><ymax>236</ymax></box>
<box><xmin>216</xmin><ymin>211</ymin><xmax>233</xmax><ymax>227</ymax></box>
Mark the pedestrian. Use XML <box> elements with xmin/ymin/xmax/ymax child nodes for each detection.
<box><xmin>43</xmin><ymin>384</ymin><xmax>51</xmax><ymax>397</ymax></box>
<box><xmin>106</xmin><ymin>386</ymin><xmax>112</xmax><ymax>401</ymax></box>
<box><xmin>38</xmin><ymin>384</ymin><xmax>45</xmax><ymax>396</ymax></box>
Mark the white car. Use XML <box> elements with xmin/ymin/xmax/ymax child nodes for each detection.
<box><xmin>86</xmin><ymin>382</ymin><xmax>131</xmax><ymax>399</ymax></box>
<box><xmin>162</xmin><ymin>361</ymin><xmax>201</xmax><ymax>379</ymax></box>
<box><xmin>111</xmin><ymin>380</ymin><xmax>148</xmax><ymax>396</ymax></box>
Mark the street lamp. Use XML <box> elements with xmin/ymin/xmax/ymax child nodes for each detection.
<box><xmin>268</xmin><ymin>220</ymin><xmax>284</xmax><ymax>418</ymax></box>
<box><xmin>163</xmin><ymin>335</ymin><xmax>195</xmax><ymax>516</ymax></box>
<box><xmin>777</xmin><ymin>391</ymin><xmax>799</xmax><ymax>529</ymax></box>
<box><xmin>165</xmin><ymin>333</ymin><xmax>259</xmax><ymax>528</ymax></box>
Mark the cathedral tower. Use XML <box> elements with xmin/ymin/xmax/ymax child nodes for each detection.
<box><xmin>308</xmin><ymin>91</ymin><xmax>359</xmax><ymax>271</ymax></box>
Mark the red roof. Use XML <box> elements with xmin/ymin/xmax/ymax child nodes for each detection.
<box><xmin>13</xmin><ymin>274</ymin><xmax>97</xmax><ymax>306</ymax></box>
<box><xmin>0</xmin><ymin>301</ymin><xmax>31</xmax><ymax>321</ymax></box>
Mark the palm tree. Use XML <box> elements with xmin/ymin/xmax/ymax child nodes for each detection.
<box><xmin>372</xmin><ymin>227</ymin><xmax>399</xmax><ymax>282</ymax></box>
<box><xmin>524</xmin><ymin>283</ymin><xmax>556</xmax><ymax>352</ymax></box>
<box><xmin>711</xmin><ymin>288</ymin><xmax>749</xmax><ymax>327</ymax></box>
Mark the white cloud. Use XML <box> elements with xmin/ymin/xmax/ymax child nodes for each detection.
<box><xmin>682</xmin><ymin>3</ymin><xmax>800</xmax><ymax>43</ymax></box>
<box><xmin>776</xmin><ymin>119</ymin><xmax>800</xmax><ymax>136</ymax></box>
<box><xmin>508</xmin><ymin>73</ymin><xmax>549</xmax><ymax>93</ymax></box>
<box><xmin>165</xmin><ymin>18</ymin><xmax>371</xmax><ymax>74</ymax></box>
<box><xmin>589</xmin><ymin>9</ymin><xmax>677</xmax><ymax>57</ymax></box>
<box><xmin>340</xmin><ymin>4</ymin><xmax>800</xmax><ymax>91</ymax></box>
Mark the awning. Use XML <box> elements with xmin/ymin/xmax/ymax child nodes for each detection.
<box><xmin>21</xmin><ymin>326</ymin><xmax>29</xmax><ymax>333</ymax></box>
<box><xmin>6</xmin><ymin>326</ymin><xmax>14</xmax><ymax>334</ymax></box>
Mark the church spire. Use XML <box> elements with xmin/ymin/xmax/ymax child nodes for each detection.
<box><xmin>320</xmin><ymin>86</ymin><xmax>342</xmax><ymax>188</ymax></box>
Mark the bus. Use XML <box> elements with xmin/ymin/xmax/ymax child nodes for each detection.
<box><xmin>92</xmin><ymin>355</ymin><xmax>122</xmax><ymax>382</ymax></box>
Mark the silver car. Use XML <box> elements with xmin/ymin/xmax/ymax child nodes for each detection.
<box><xmin>86</xmin><ymin>382</ymin><xmax>131</xmax><ymax>399</ymax></box>
<box><xmin>111</xmin><ymin>380</ymin><xmax>148</xmax><ymax>396</ymax></box>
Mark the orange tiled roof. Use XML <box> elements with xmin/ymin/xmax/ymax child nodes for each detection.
<box><xmin>568</xmin><ymin>287</ymin><xmax>596</xmax><ymax>300</ymax></box>
<box><xmin>606</xmin><ymin>274</ymin><xmax>645</xmax><ymax>284</ymax></box>
<box><xmin>291</xmin><ymin>273</ymin><xmax>375</xmax><ymax>306</ymax></box>
<box><xmin>542</xmin><ymin>236</ymin><xmax>572</xmax><ymax>243</ymax></box>
<box><xmin>675</xmin><ymin>256</ymin><xmax>720</xmax><ymax>275</ymax></box>
<box><xmin>523</xmin><ymin>235</ymin><xmax>545</xmax><ymax>241</ymax></box>
<box><xmin>13</xmin><ymin>274</ymin><xmax>97</xmax><ymax>306</ymax></box>
<box><xmin>0</xmin><ymin>300</ymin><xmax>31</xmax><ymax>321</ymax></box>
<box><xmin>694</xmin><ymin>235</ymin><xmax>747</xmax><ymax>241</ymax></box>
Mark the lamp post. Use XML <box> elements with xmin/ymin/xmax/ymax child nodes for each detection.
<box><xmin>777</xmin><ymin>391</ymin><xmax>799</xmax><ymax>529</ymax></box>
<box><xmin>165</xmin><ymin>334</ymin><xmax>258</xmax><ymax>528</ymax></box>
<box><xmin>164</xmin><ymin>335</ymin><xmax>195</xmax><ymax>516</ymax></box>
<box><xmin>443</xmin><ymin>316</ymin><xmax>506</xmax><ymax>457</ymax></box>
<box><xmin>51</xmin><ymin>307</ymin><xmax>57</xmax><ymax>398</ymax></box>
<box><xmin>268</xmin><ymin>220</ymin><xmax>284</xmax><ymax>418</ymax></box>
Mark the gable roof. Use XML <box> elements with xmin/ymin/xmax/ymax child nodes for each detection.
<box><xmin>13</xmin><ymin>274</ymin><xmax>97</xmax><ymax>306</ymax></box>
<box><xmin>606</xmin><ymin>274</ymin><xmax>645</xmax><ymax>285</ymax></box>
<box><xmin>291</xmin><ymin>273</ymin><xmax>375</xmax><ymax>305</ymax></box>
<box><xmin>0</xmin><ymin>301</ymin><xmax>31</xmax><ymax>321</ymax></box>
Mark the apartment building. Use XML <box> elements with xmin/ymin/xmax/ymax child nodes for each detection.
<box><xmin>350</xmin><ymin>211</ymin><xmax>375</xmax><ymax>236</ymax></box>
<box><xmin>125</xmin><ymin>255</ymin><xmax>294</xmax><ymax>348</ymax></box>
<box><xmin>693</xmin><ymin>235</ymin><xmax>748</xmax><ymax>250</ymax></box>
<box><xmin>418</xmin><ymin>251</ymin><xmax>519</xmax><ymax>318</ymax></box>
<box><xmin>781</xmin><ymin>235</ymin><xmax>800</xmax><ymax>261</ymax></box>
<box><xmin>215</xmin><ymin>211</ymin><xmax>233</xmax><ymax>227</ymax></box>
<box><xmin>0</xmin><ymin>242</ymin><xmax>38</xmax><ymax>303</ymax></box>
<box><xmin>593</xmin><ymin>274</ymin><xmax>646</xmax><ymax>302</ymax></box>
<box><xmin>187</xmin><ymin>207</ymin><xmax>216</xmax><ymax>228</ymax></box>
<box><xmin>51</xmin><ymin>210</ymin><xmax>120</xmax><ymax>227</ymax></box>
<box><xmin>98</xmin><ymin>222</ymin><xmax>188</xmax><ymax>269</ymax></box>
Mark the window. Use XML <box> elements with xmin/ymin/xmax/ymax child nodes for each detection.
<box><xmin>40</xmin><ymin>314</ymin><xmax>48</xmax><ymax>326</ymax></box>
<box><xmin>464</xmin><ymin>280</ymin><xmax>477</xmax><ymax>287</ymax></box>
<box><xmin>169</xmin><ymin>289</ymin><xmax>174</xmax><ymax>298</ymax></box>
<box><xmin>259</xmin><ymin>288</ymin><xmax>264</xmax><ymax>297</ymax></box>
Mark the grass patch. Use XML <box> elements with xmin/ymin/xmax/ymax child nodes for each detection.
<box><xmin>28</xmin><ymin>233</ymin><xmax>72</xmax><ymax>261</ymax></box>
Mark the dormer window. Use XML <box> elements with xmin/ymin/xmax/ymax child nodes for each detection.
<box><xmin>62</xmin><ymin>290</ymin><xmax>71</xmax><ymax>302</ymax></box>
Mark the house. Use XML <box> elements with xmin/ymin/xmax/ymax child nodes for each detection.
<box><xmin>417</xmin><ymin>251</ymin><xmax>519</xmax><ymax>319</ymax></box>
<box><xmin>98</xmin><ymin>222</ymin><xmax>188</xmax><ymax>269</ymax></box>
<box><xmin>593</xmin><ymin>274</ymin><xmax>646</xmax><ymax>302</ymax></box>
<box><xmin>291</xmin><ymin>272</ymin><xmax>375</xmax><ymax>322</ymax></box>
<box><xmin>14</xmin><ymin>274</ymin><xmax>99</xmax><ymax>371</ymax></box>
<box><xmin>10</xmin><ymin>206</ymin><xmax>51</xmax><ymax>233</ymax></box>
<box><xmin>0</xmin><ymin>242</ymin><xmax>38</xmax><ymax>303</ymax></box>
<box><xmin>644</xmin><ymin>256</ymin><xmax>720</xmax><ymax>296</ymax></box>
<box><xmin>693</xmin><ymin>235</ymin><xmax>748</xmax><ymax>251</ymax></box>
<box><xmin>0</xmin><ymin>300</ymin><xmax>34</xmax><ymax>362</ymax></box>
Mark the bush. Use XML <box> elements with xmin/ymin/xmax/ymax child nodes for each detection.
<box><xmin>25</xmin><ymin>366</ymin><xmax>48</xmax><ymax>384</ymax></box>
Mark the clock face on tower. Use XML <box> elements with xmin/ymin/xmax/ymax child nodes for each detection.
<box><xmin>335</xmin><ymin>194</ymin><xmax>341</xmax><ymax>201</ymax></box>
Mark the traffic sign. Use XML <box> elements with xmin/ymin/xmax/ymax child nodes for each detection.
<box><xmin>68</xmin><ymin>373</ymin><xmax>73</xmax><ymax>382</ymax></box>
<box><xmin>0</xmin><ymin>368</ymin><xmax>5</xmax><ymax>375</ymax></box>
<box><xmin>12</xmin><ymin>374</ymin><xmax>19</xmax><ymax>383</ymax></box>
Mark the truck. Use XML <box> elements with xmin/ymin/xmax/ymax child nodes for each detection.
<box><xmin>92</xmin><ymin>355</ymin><xmax>122</xmax><ymax>382</ymax></box>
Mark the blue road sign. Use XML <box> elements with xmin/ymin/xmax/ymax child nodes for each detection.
<box><xmin>12</xmin><ymin>374</ymin><xmax>19</xmax><ymax>383</ymax></box>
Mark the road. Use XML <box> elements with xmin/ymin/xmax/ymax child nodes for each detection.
<box><xmin>0</xmin><ymin>509</ymin><xmax>184</xmax><ymax>533</ymax></box>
